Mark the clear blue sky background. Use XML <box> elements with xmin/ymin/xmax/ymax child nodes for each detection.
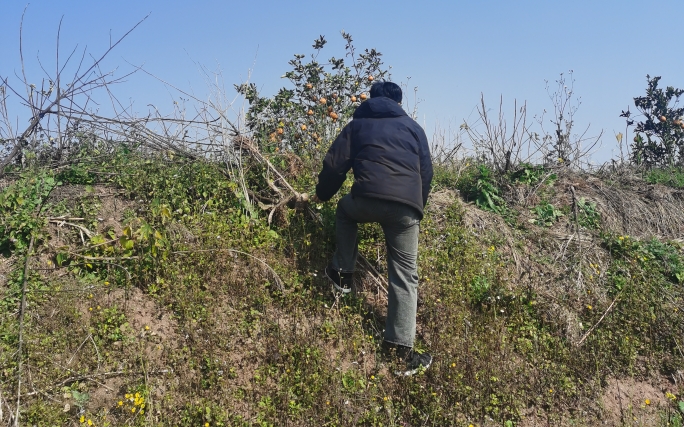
<box><xmin>2</xmin><ymin>0</ymin><xmax>683</xmax><ymax>162</ymax></box>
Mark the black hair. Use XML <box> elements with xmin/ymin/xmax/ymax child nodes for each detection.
<box><xmin>369</xmin><ymin>81</ymin><xmax>402</xmax><ymax>104</ymax></box>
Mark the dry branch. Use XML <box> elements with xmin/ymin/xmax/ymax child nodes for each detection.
<box><xmin>14</xmin><ymin>235</ymin><xmax>34</xmax><ymax>427</ymax></box>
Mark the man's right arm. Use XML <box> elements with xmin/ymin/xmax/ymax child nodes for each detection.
<box><xmin>315</xmin><ymin>124</ymin><xmax>353</xmax><ymax>201</ymax></box>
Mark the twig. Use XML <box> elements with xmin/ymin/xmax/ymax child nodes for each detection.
<box><xmin>69</xmin><ymin>252</ymin><xmax>138</xmax><ymax>261</ymax></box>
<box><xmin>357</xmin><ymin>257</ymin><xmax>389</xmax><ymax>295</ymax></box>
<box><xmin>577</xmin><ymin>294</ymin><xmax>619</xmax><ymax>346</ymax></box>
<box><xmin>20</xmin><ymin>369</ymin><xmax>172</xmax><ymax>397</ymax></box>
<box><xmin>89</xmin><ymin>335</ymin><xmax>102</xmax><ymax>371</ymax></box>
<box><xmin>268</xmin><ymin>195</ymin><xmax>296</xmax><ymax>226</ymax></box>
<box><xmin>49</xmin><ymin>220</ymin><xmax>94</xmax><ymax>238</ymax></box>
<box><xmin>172</xmin><ymin>249</ymin><xmax>284</xmax><ymax>291</ymax></box>
<box><xmin>14</xmin><ymin>235</ymin><xmax>34</xmax><ymax>427</ymax></box>
<box><xmin>47</xmin><ymin>216</ymin><xmax>85</xmax><ymax>221</ymax></box>
<box><xmin>67</xmin><ymin>334</ymin><xmax>92</xmax><ymax>366</ymax></box>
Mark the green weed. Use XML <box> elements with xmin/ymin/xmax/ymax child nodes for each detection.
<box><xmin>529</xmin><ymin>201</ymin><xmax>563</xmax><ymax>226</ymax></box>
<box><xmin>646</xmin><ymin>167</ymin><xmax>684</xmax><ymax>188</ymax></box>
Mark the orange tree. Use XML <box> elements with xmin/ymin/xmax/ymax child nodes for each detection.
<box><xmin>236</xmin><ymin>33</ymin><xmax>389</xmax><ymax>160</ymax></box>
<box><xmin>630</xmin><ymin>75</ymin><xmax>684</xmax><ymax>166</ymax></box>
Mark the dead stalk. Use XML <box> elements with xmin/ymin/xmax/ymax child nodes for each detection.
<box><xmin>14</xmin><ymin>235</ymin><xmax>34</xmax><ymax>427</ymax></box>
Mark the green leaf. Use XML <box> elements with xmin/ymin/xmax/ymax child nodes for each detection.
<box><xmin>56</xmin><ymin>252</ymin><xmax>68</xmax><ymax>266</ymax></box>
<box><xmin>119</xmin><ymin>236</ymin><xmax>134</xmax><ymax>250</ymax></box>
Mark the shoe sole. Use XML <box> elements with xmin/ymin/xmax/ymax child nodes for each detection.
<box><xmin>325</xmin><ymin>269</ymin><xmax>352</xmax><ymax>294</ymax></box>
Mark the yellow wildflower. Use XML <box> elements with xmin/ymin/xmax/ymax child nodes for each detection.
<box><xmin>87</xmin><ymin>420</ymin><xmax>93</xmax><ymax>426</ymax></box>
<box><xmin>645</xmin><ymin>399</ymin><xmax>651</xmax><ymax>405</ymax></box>
<box><xmin>80</xmin><ymin>415</ymin><xmax>85</xmax><ymax>423</ymax></box>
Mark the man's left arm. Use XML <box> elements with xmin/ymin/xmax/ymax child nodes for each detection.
<box><xmin>417</xmin><ymin>127</ymin><xmax>433</xmax><ymax>208</ymax></box>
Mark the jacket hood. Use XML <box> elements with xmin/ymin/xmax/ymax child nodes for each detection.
<box><xmin>353</xmin><ymin>96</ymin><xmax>407</xmax><ymax>119</ymax></box>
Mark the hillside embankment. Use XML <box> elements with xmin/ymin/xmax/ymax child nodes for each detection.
<box><xmin>1</xmin><ymin>153</ymin><xmax>683</xmax><ymax>427</ymax></box>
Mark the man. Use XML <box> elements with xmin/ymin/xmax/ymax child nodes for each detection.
<box><xmin>311</xmin><ymin>81</ymin><xmax>434</xmax><ymax>375</ymax></box>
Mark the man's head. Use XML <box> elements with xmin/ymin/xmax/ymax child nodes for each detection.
<box><xmin>369</xmin><ymin>81</ymin><xmax>402</xmax><ymax>104</ymax></box>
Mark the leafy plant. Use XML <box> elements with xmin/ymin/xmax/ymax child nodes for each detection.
<box><xmin>469</xmin><ymin>275</ymin><xmax>492</xmax><ymax>306</ymax></box>
<box><xmin>466</xmin><ymin>164</ymin><xmax>507</xmax><ymax>214</ymax></box>
<box><xmin>0</xmin><ymin>171</ymin><xmax>57</xmax><ymax>253</ymax></box>
<box><xmin>576</xmin><ymin>197</ymin><xmax>600</xmax><ymax>229</ymax></box>
<box><xmin>236</xmin><ymin>33</ymin><xmax>388</xmax><ymax>158</ymax></box>
<box><xmin>510</xmin><ymin>163</ymin><xmax>553</xmax><ymax>186</ymax></box>
<box><xmin>630</xmin><ymin>75</ymin><xmax>684</xmax><ymax>167</ymax></box>
<box><xmin>530</xmin><ymin>201</ymin><xmax>563</xmax><ymax>226</ymax></box>
<box><xmin>91</xmin><ymin>306</ymin><xmax>129</xmax><ymax>344</ymax></box>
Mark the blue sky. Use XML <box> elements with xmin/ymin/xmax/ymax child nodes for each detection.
<box><xmin>1</xmin><ymin>0</ymin><xmax>683</xmax><ymax>162</ymax></box>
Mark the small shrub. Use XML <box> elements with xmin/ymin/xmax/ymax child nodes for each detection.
<box><xmin>576</xmin><ymin>197</ymin><xmax>600</xmax><ymax>229</ymax></box>
<box><xmin>529</xmin><ymin>201</ymin><xmax>563</xmax><ymax>227</ymax></box>
<box><xmin>510</xmin><ymin>163</ymin><xmax>553</xmax><ymax>186</ymax></box>
<box><xmin>645</xmin><ymin>167</ymin><xmax>684</xmax><ymax>188</ymax></box>
<box><xmin>462</xmin><ymin>164</ymin><xmax>507</xmax><ymax>214</ymax></box>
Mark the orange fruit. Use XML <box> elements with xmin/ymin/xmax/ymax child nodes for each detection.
<box><xmin>305</xmin><ymin>83</ymin><xmax>313</xmax><ymax>90</ymax></box>
<box><xmin>368</xmin><ymin>76</ymin><xmax>374</xmax><ymax>81</ymax></box>
<box><xmin>320</xmin><ymin>97</ymin><xmax>327</xmax><ymax>104</ymax></box>
<box><xmin>360</xmin><ymin>93</ymin><xmax>367</xmax><ymax>100</ymax></box>
<box><xmin>331</xmin><ymin>93</ymin><xmax>338</xmax><ymax>99</ymax></box>
<box><xmin>329</xmin><ymin>112</ymin><xmax>338</xmax><ymax>120</ymax></box>
<box><xmin>659</xmin><ymin>115</ymin><xmax>667</xmax><ymax>122</ymax></box>
<box><xmin>301</xmin><ymin>124</ymin><xmax>307</xmax><ymax>131</ymax></box>
<box><xmin>277</xmin><ymin>128</ymin><xmax>284</xmax><ymax>135</ymax></box>
<box><xmin>327</xmin><ymin>106</ymin><xmax>333</xmax><ymax>112</ymax></box>
<box><xmin>307</xmin><ymin>109</ymin><xmax>314</xmax><ymax>116</ymax></box>
<box><xmin>351</xmin><ymin>96</ymin><xmax>357</xmax><ymax>102</ymax></box>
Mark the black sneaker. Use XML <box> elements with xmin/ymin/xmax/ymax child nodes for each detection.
<box><xmin>325</xmin><ymin>264</ymin><xmax>353</xmax><ymax>294</ymax></box>
<box><xmin>381</xmin><ymin>341</ymin><xmax>433</xmax><ymax>376</ymax></box>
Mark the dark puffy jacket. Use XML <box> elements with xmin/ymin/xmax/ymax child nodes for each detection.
<box><xmin>316</xmin><ymin>96</ymin><xmax>433</xmax><ymax>217</ymax></box>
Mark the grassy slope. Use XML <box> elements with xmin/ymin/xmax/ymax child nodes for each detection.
<box><xmin>1</xmin><ymin>154</ymin><xmax>684</xmax><ymax>427</ymax></box>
